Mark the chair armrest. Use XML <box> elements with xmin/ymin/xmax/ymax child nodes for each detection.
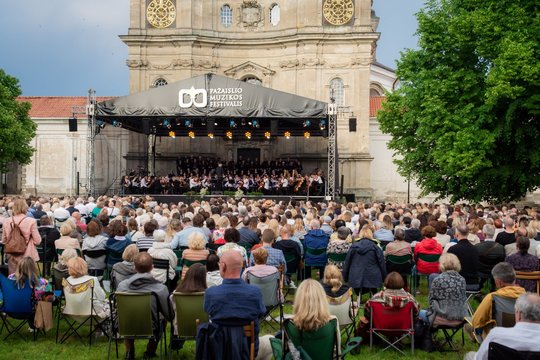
<box><xmin>340</xmin><ymin>336</ymin><xmax>362</xmax><ymax>358</ymax></box>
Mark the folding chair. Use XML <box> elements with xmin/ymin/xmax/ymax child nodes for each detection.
<box><xmin>466</xmin><ymin>289</ymin><xmax>481</xmax><ymax>317</ymax></box>
<box><xmin>0</xmin><ymin>274</ymin><xmax>37</xmax><ymax>341</ymax></box>
<box><xmin>281</xmin><ymin>250</ymin><xmax>301</xmax><ymax>296</ymax></box>
<box><xmin>108</xmin><ymin>292</ymin><xmax>166</xmax><ymax>360</ymax></box>
<box><xmin>205</xmin><ymin>243</ymin><xmax>222</xmax><ymax>254</ymax></box>
<box><xmin>327</xmin><ymin>252</ymin><xmax>347</xmax><ymax>265</ymax></box>
<box><xmin>430</xmin><ymin>316</ymin><xmax>465</xmax><ymax>352</ymax></box>
<box><xmin>55</xmin><ymin>278</ymin><xmax>110</xmax><ymax>345</ymax></box>
<box><xmin>244</xmin><ymin>321</ymin><xmax>256</xmax><ymax>360</ymax></box>
<box><xmin>327</xmin><ymin>288</ymin><xmax>357</xmax><ymax>344</ymax></box>
<box><xmin>271</xmin><ymin>318</ymin><xmax>362</xmax><ymax>360</ymax></box>
<box><xmin>386</xmin><ymin>254</ymin><xmax>413</xmax><ymax>289</ymax></box>
<box><xmin>411</xmin><ymin>253</ymin><xmax>440</xmax><ymax>293</ymax></box>
<box><xmin>152</xmin><ymin>258</ymin><xmax>171</xmax><ymax>287</ymax></box>
<box><xmin>367</xmin><ymin>300</ymin><xmax>415</xmax><ymax>354</ymax></box>
<box><xmin>170</xmin><ymin>291</ymin><xmax>208</xmax><ymax>354</ymax></box>
<box><xmin>492</xmin><ymin>295</ymin><xmax>517</xmax><ymax>327</ymax></box>
<box><xmin>106</xmin><ymin>248</ymin><xmax>124</xmax><ymax>272</ymax></box>
<box><xmin>246</xmin><ymin>271</ymin><xmax>283</xmax><ymax>332</ymax></box>
<box><xmin>83</xmin><ymin>248</ymin><xmax>108</xmax><ymax>277</ymax></box>
<box><xmin>56</xmin><ymin>248</ymin><xmax>82</xmax><ymax>258</ymax></box>
<box><xmin>488</xmin><ymin>342</ymin><xmax>540</xmax><ymax>360</ymax></box>
<box><xmin>515</xmin><ymin>271</ymin><xmax>540</xmax><ymax>295</ymax></box>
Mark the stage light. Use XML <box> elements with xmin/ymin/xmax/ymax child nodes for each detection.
<box><xmin>303</xmin><ymin>120</ymin><xmax>311</xmax><ymax>127</ymax></box>
<box><xmin>169</xmin><ymin>131</ymin><xmax>176</xmax><ymax>138</ymax></box>
<box><xmin>208</xmin><ymin>133</ymin><xmax>214</xmax><ymax>139</ymax></box>
<box><xmin>163</xmin><ymin>119</ymin><xmax>171</xmax><ymax>129</ymax></box>
<box><xmin>229</xmin><ymin>120</ymin><xmax>237</xmax><ymax>128</ymax></box>
<box><xmin>264</xmin><ymin>131</ymin><xmax>271</xmax><ymax>140</ymax></box>
<box><xmin>226</xmin><ymin>131</ymin><xmax>233</xmax><ymax>139</ymax></box>
<box><xmin>184</xmin><ymin>119</ymin><xmax>192</xmax><ymax>128</ymax></box>
<box><xmin>304</xmin><ymin>131</ymin><xmax>310</xmax><ymax>139</ymax></box>
<box><xmin>319</xmin><ymin>120</ymin><xmax>326</xmax><ymax>130</ymax></box>
<box><xmin>284</xmin><ymin>131</ymin><xmax>291</xmax><ymax>139</ymax></box>
<box><xmin>245</xmin><ymin>131</ymin><xmax>252</xmax><ymax>139</ymax></box>
<box><xmin>96</xmin><ymin>120</ymin><xmax>106</xmax><ymax>129</ymax></box>
<box><xmin>252</xmin><ymin>119</ymin><xmax>259</xmax><ymax>128</ymax></box>
<box><xmin>112</xmin><ymin>120</ymin><xmax>122</xmax><ymax>128</ymax></box>
<box><xmin>188</xmin><ymin>131</ymin><xmax>195</xmax><ymax>138</ymax></box>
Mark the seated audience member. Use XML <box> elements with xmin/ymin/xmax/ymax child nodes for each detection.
<box><xmin>180</xmin><ymin>232</ymin><xmax>210</xmax><ymax>280</ymax></box>
<box><xmin>65</xmin><ymin>257</ymin><xmax>109</xmax><ymax>319</ymax></box>
<box><xmin>117</xmin><ymin>253</ymin><xmax>172</xmax><ymax>360</ymax></box>
<box><xmin>170</xmin><ymin>215</ymin><xmax>207</xmax><ymax>249</ymax></box>
<box><xmin>216</xmin><ymin>228</ymin><xmax>248</xmax><ymax>264</ymax></box>
<box><xmin>364</xmin><ymin>271</ymin><xmax>419</xmax><ymax>323</ymax></box>
<box><xmin>9</xmin><ymin>256</ymin><xmax>53</xmax><ymax>302</ymax></box>
<box><xmin>53</xmin><ymin>248</ymin><xmax>79</xmax><ymax>283</ymax></box>
<box><xmin>475</xmin><ymin>225</ymin><xmax>505</xmax><ymax>291</ymax></box>
<box><xmin>242</xmin><ymin>247</ymin><xmax>279</xmax><ymax>281</ymax></box>
<box><xmin>37</xmin><ymin>215</ymin><xmax>60</xmax><ymax>277</ymax></box>
<box><xmin>303</xmin><ymin>219</ymin><xmax>330</xmax><ymax>280</ymax></box>
<box><xmin>413</xmin><ymin>225</ymin><xmax>443</xmax><ymax>292</ymax></box>
<box><xmin>495</xmin><ymin>218</ymin><xmax>516</xmax><ymax>246</ymax></box>
<box><xmin>55</xmin><ymin>222</ymin><xmax>81</xmax><ymax>251</ymax></box>
<box><xmin>447</xmin><ymin>225</ymin><xmax>480</xmax><ymax>290</ymax></box>
<box><xmin>111</xmin><ymin>244</ymin><xmax>139</xmax><ymax>288</ymax></box>
<box><xmin>205</xmin><ymin>254</ymin><xmax>223</xmax><ymax>287</ymax></box>
<box><xmin>136</xmin><ymin>220</ymin><xmax>158</xmax><ymax>251</ymax></box>
<box><xmin>148</xmin><ymin>229</ymin><xmax>178</xmax><ymax>287</ymax></box>
<box><xmin>249</xmin><ymin>229</ymin><xmax>286</xmax><ymax>271</ymax></box>
<box><xmin>470</xmin><ymin>262</ymin><xmax>526</xmax><ymax>339</ymax></box>
<box><xmin>434</xmin><ymin>220</ymin><xmax>451</xmax><ymax>247</ymax></box>
<box><xmin>326</xmin><ymin>226</ymin><xmax>352</xmax><ymax>270</ymax></box>
<box><xmin>274</xmin><ymin>225</ymin><xmax>302</xmax><ymax>278</ymax></box>
<box><xmin>201</xmin><ymin>251</ymin><xmax>265</xmax><ymax>358</ymax></box>
<box><xmin>105</xmin><ymin>220</ymin><xmax>133</xmax><ymax>269</ymax></box>
<box><xmin>420</xmin><ymin>253</ymin><xmax>467</xmax><ymax>324</ymax></box>
<box><xmin>464</xmin><ymin>293</ymin><xmax>540</xmax><ymax>360</ymax></box>
<box><xmin>82</xmin><ymin>220</ymin><xmax>108</xmax><ymax>271</ymax></box>
<box><xmin>505</xmin><ymin>237</ymin><xmax>540</xmax><ymax>292</ymax></box>
<box><xmin>239</xmin><ymin>217</ymin><xmax>261</xmax><ymax>248</ymax></box>
<box><xmin>404</xmin><ymin>218</ymin><xmax>422</xmax><ymax>243</ymax></box>
<box><xmin>321</xmin><ymin>264</ymin><xmax>351</xmax><ymax>301</ymax></box>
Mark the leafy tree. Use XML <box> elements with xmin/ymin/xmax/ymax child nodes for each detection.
<box><xmin>378</xmin><ymin>0</ymin><xmax>540</xmax><ymax>202</ymax></box>
<box><xmin>0</xmin><ymin>68</ymin><xmax>35</xmax><ymax>172</ymax></box>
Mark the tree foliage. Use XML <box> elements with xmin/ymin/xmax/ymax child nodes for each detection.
<box><xmin>378</xmin><ymin>0</ymin><xmax>540</xmax><ymax>203</ymax></box>
<box><xmin>0</xmin><ymin>68</ymin><xmax>35</xmax><ymax>172</ymax></box>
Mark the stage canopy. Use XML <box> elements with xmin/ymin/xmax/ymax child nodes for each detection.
<box><xmin>96</xmin><ymin>74</ymin><xmax>329</xmax><ymax>138</ymax></box>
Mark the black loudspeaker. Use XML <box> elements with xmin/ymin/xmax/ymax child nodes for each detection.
<box><xmin>271</xmin><ymin>120</ymin><xmax>278</xmax><ymax>135</ymax></box>
<box><xmin>68</xmin><ymin>118</ymin><xmax>77</xmax><ymax>132</ymax></box>
<box><xmin>349</xmin><ymin>117</ymin><xmax>357</xmax><ymax>132</ymax></box>
<box><xmin>142</xmin><ymin>118</ymin><xmax>150</xmax><ymax>135</ymax></box>
<box><xmin>207</xmin><ymin>119</ymin><xmax>215</xmax><ymax>134</ymax></box>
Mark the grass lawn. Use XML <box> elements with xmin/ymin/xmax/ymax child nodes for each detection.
<box><xmin>0</xmin><ymin>279</ymin><xmax>482</xmax><ymax>359</ymax></box>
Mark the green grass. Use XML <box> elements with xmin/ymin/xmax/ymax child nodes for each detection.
<box><xmin>0</xmin><ymin>278</ymin><xmax>483</xmax><ymax>359</ymax></box>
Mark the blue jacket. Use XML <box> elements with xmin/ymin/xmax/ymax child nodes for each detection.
<box><xmin>342</xmin><ymin>238</ymin><xmax>386</xmax><ymax>289</ymax></box>
<box><xmin>105</xmin><ymin>237</ymin><xmax>132</xmax><ymax>267</ymax></box>
<box><xmin>303</xmin><ymin>229</ymin><xmax>330</xmax><ymax>267</ymax></box>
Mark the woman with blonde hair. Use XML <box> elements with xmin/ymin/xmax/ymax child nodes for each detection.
<box><xmin>1</xmin><ymin>198</ymin><xmax>41</xmax><ymax>274</ymax></box>
<box><xmin>54</xmin><ymin>222</ymin><xmax>81</xmax><ymax>251</ymax></box>
<box><xmin>181</xmin><ymin>232</ymin><xmax>210</xmax><ymax>280</ymax></box>
<box><xmin>267</xmin><ymin>219</ymin><xmax>280</xmax><ymax>239</ymax></box>
<box><xmin>111</xmin><ymin>244</ymin><xmax>139</xmax><ymax>288</ymax></box>
<box><xmin>322</xmin><ymin>264</ymin><xmax>351</xmax><ymax>300</ymax></box>
<box><xmin>9</xmin><ymin>256</ymin><xmax>52</xmax><ymax>301</ymax></box>
<box><xmin>212</xmin><ymin>216</ymin><xmax>230</xmax><ymax>244</ymax></box>
<box><xmin>293</xmin><ymin>279</ymin><xmax>333</xmax><ymax>331</ymax></box>
<box><xmin>292</xmin><ymin>217</ymin><xmax>307</xmax><ymax>240</ymax></box>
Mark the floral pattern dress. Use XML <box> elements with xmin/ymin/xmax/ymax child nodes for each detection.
<box><xmin>326</xmin><ymin>239</ymin><xmax>351</xmax><ymax>270</ymax></box>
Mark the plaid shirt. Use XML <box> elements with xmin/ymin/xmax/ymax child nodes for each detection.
<box><xmin>249</xmin><ymin>245</ymin><xmax>287</xmax><ymax>273</ymax></box>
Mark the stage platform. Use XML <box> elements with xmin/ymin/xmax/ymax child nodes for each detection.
<box><xmin>126</xmin><ymin>194</ymin><xmax>332</xmax><ymax>204</ymax></box>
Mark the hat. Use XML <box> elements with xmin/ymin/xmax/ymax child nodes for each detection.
<box><xmin>263</xmin><ymin>200</ymin><xmax>273</xmax><ymax>208</ymax></box>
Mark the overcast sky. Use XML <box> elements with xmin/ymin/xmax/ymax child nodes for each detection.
<box><xmin>0</xmin><ymin>0</ymin><xmax>423</xmax><ymax>96</ymax></box>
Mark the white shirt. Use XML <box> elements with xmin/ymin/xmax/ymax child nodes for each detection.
<box><xmin>474</xmin><ymin>322</ymin><xmax>540</xmax><ymax>360</ymax></box>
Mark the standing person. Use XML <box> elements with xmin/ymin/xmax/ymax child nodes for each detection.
<box><xmin>1</xmin><ymin>198</ymin><xmax>41</xmax><ymax>274</ymax></box>
<box><xmin>495</xmin><ymin>218</ymin><xmax>517</xmax><ymax>246</ymax></box>
<box><xmin>303</xmin><ymin>219</ymin><xmax>330</xmax><ymax>279</ymax></box>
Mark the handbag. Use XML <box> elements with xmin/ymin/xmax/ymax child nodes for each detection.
<box><xmin>34</xmin><ymin>301</ymin><xmax>53</xmax><ymax>331</ymax></box>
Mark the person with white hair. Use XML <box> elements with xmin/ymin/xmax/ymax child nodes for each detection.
<box><xmin>148</xmin><ymin>229</ymin><xmax>178</xmax><ymax>289</ymax></box>
<box><xmin>303</xmin><ymin>219</ymin><xmax>330</xmax><ymax>280</ymax></box>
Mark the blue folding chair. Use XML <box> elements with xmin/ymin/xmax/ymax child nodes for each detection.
<box><xmin>0</xmin><ymin>274</ymin><xmax>37</xmax><ymax>341</ymax></box>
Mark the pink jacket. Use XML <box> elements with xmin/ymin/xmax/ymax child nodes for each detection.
<box><xmin>1</xmin><ymin>214</ymin><xmax>42</xmax><ymax>261</ymax></box>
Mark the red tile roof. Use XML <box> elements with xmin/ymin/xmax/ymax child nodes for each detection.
<box><xmin>17</xmin><ymin>96</ymin><xmax>387</xmax><ymax>118</ymax></box>
<box><xmin>17</xmin><ymin>96</ymin><xmax>114</xmax><ymax>118</ymax></box>
<box><xmin>370</xmin><ymin>96</ymin><xmax>386</xmax><ymax>117</ymax></box>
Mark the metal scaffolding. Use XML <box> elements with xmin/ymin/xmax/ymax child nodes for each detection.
<box><xmin>86</xmin><ymin>89</ymin><xmax>97</xmax><ymax>197</ymax></box>
<box><xmin>326</xmin><ymin>102</ymin><xmax>337</xmax><ymax>200</ymax></box>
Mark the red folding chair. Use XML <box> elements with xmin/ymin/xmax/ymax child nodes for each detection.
<box><xmin>367</xmin><ymin>300</ymin><xmax>415</xmax><ymax>354</ymax></box>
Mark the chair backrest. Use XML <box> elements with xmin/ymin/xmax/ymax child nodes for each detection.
<box><xmin>284</xmin><ymin>318</ymin><xmax>339</xmax><ymax>360</ymax></box>
<box><xmin>183</xmin><ymin>259</ymin><xmax>207</xmax><ymax>268</ymax></box>
<box><xmin>368</xmin><ymin>300</ymin><xmax>415</xmax><ymax>333</ymax></box>
<box><xmin>83</xmin><ymin>248</ymin><xmax>107</xmax><ymax>259</ymax></box>
<box><xmin>115</xmin><ymin>292</ymin><xmax>154</xmax><ymax>337</ymax></box>
<box><xmin>515</xmin><ymin>271</ymin><xmax>540</xmax><ymax>295</ymax></box>
<box><xmin>52</xmin><ymin>267</ymin><xmax>68</xmax><ymax>291</ymax></box>
<box><xmin>387</xmin><ymin>254</ymin><xmax>413</xmax><ymax>265</ymax></box>
<box><xmin>62</xmin><ymin>278</ymin><xmax>95</xmax><ymax>318</ymax></box>
<box><xmin>417</xmin><ymin>253</ymin><xmax>440</xmax><ymax>263</ymax></box>
<box><xmin>0</xmin><ymin>274</ymin><xmax>33</xmax><ymax>316</ymax></box>
<box><xmin>492</xmin><ymin>295</ymin><xmax>517</xmax><ymax>327</ymax></box>
<box><xmin>106</xmin><ymin>248</ymin><xmax>124</xmax><ymax>267</ymax></box>
<box><xmin>488</xmin><ymin>341</ymin><xmax>540</xmax><ymax>360</ymax></box>
<box><xmin>57</xmin><ymin>247</ymin><xmax>82</xmax><ymax>257</ymax></box>
<box><xmin>244</xmin><ymin>321</ymin><xmax>255</xmax><ymax>360</ymax></box>
<box><xmin>327</xmin><ymin>252</ymin><xmax>347</xmax><ymax>263</ymax></box>
<box><xmin>152</xmin><ymin>258</ymin><xmax>170</xmax><ymax>284</ymax></box>
<box><xmin>206</xmin><ymin>243</ymin><xmax>222</xmax><ymax>253</ymax></box>
<box><xmin>327</xmin><ymin>291</ymin><xmax>353</xmax><ymax>327</ymax></box>
<box><xmin>172</xmin><ymin>292</ymin><xmax>208</xmax><ymax>338</ymax></box>
<box><xmin>246</xmin><ymin>271</ymin><xmax>281</xmax><ymax>308</ymax></box>
<box><xmin>305</xmin><ymin>247</ymin><xmax>327</xmax><ymax>256</ymax></box>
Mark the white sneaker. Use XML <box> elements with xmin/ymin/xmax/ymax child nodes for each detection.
<box><xmin>289</xmin><ymin>281</ymin><xmax>296</xmax><ymax>289</ymax></box>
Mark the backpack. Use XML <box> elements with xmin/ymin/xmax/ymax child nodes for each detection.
<box><xmin>4</xmin><ymin>217</ymin><xmax>30</xmax><ymax>255</ymax></box>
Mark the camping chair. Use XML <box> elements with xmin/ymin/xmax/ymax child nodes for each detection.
<box><xmin>152</xmin><ymin>258</ymin><xmax>171</xmax><ymax>287</ymax></box>
<box><xmin>244</xmin><ymin>321</ymin><xmax>256</xmax><ymax>360</ymax></box>
<box><xmin>56</xmin><ymin>248</ymin><xmax>82</xmax><ymax>258</ymax></box>
<box><xmin>82</xmin><ymin>248</ymin><xmax>108</xmax><ymax>277</ymax></box>
<box><xmin>182</xmin><ymin>259</ymin><xmax>207</xmax><ymax>268</ymax></box>
<box><xmin>303</xmin><ymin>246</ymin><xmax>327</xmax><ymax>278</ymax></box>
<box><xmin>430</xmin><ymin>316</ymin><xmax>465</xmax><ymax>352</ymax></box>
<box><xmin>108</xmin><ymin>292</ymin><xmax>166</xmax><ymax>360</ymax></box>
<box><xmin>55</xmin><ymin>278</ymin><xmax>110</xmax><ymax>345</ymax></box>
<box><xmin>492</xmin><ymin>295</ymin><xmax>517</xmax><ymax>328</ymax></box>
<box><xmin>386</xmin><ymin>254</ymin><xmax>413</xmax><ymax>289</ymax></box>
<box><xmin>515</xmin><ymin>271</ymin><xmax>540</xmax><ymax>295</ymax></box>
<box><xmin>281</xmin><ymin>250</ymin><xmax>301</xmax><ymax>295</ymax></box>
<box><xmin>270</xmin><ymin>318</ymin><xmax>362</xmax><ymax>360</ymax></box>
<box><xmin>169</xmin><ymin>291</ymin><xmax>208</xmax><ymax>354</ymax></box>
<box><xmin>327</xmin><ymin>252</ymin><xmax>347</xmax><ymax>265</ymax></box>
<box><xmin>0</xmin><ymin>274</ymin><xmax>37</xmax><ymax>341</ymax></box>
<box><xmin>246</xmin><ymin>271</ymin><xmax>283</xmax><ymax>332</ymax></box>
<box><xmin>488</xmin><ymin>342</ymin><xmax>540</xmax><ymax>360</ymax></box>
<box><xmin>367</xmin><ymin>300</ymin><xmax>415</xmax><ymax>354</ymax></box>
<box><xmin>205</xmin><ymin>242</ymin><xmax>222</xmax><ymax>254</ymax></box>
<box><xmin>106</xmin><ymin>248</ymin><xmax>124</xmax><ymax>272</ymax></box>
<box><xmin>411</xmin><ymin>253</ymin><xmax>440</xmax><ymax>293</ymax></box>
<box><xmin>327</xmin><ymin>288</ymin><xmax>357</xmax><ymax>344</ymax></box>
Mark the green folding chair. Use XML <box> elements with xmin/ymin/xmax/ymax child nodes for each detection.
<box><xmin>412</xmin><ymin>253</ymin><xmax>440</xmax><ymax>293</ymax></box>
<box><xmin>169</xmin><ymin>291</ymin><xmax>208</xmax><ymax>354</ymax></box>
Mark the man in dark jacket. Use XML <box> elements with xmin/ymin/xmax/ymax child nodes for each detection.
<box><xmin>303</xmin><ymin>219</ymin><xmax>330</xmax><ymax>279</ymax></box>
<box><xmin>238</xmin><ymin>217</ymin><xmax>260</xmax><ymax>247</ymax></box>
<box><xmin>404</xmin><ymin>218</ymin><xmax>423</xmax><ymax>243</ymax></box>
<box><xmin>117</xmin><ymin>252</ymin><xmax>172</xmax><ymax>360</ymax></box>
<box><xmin>37</xmin><ymin>215</ymin><xmax>60</xmax><ymax>276</ymax></box>
<box><xmin>448</xmin><ymin>225</ymin><xmax>480</xmax><ymax>290</ymax></box>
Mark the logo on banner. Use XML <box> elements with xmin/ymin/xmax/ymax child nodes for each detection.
<box><xmin>179</xmin><ymin>87</ymin><xmax>208</xmax><ymax>108</ymax></box>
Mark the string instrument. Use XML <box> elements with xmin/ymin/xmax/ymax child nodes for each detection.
<box><xmin>294</xmin><ymin>177</ymin><xmax>304</xmax><ymax>192</ymax></box>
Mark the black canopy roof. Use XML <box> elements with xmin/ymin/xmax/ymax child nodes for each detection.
<box><xmin>96</xmin><ymin>74</ymin><xmax>329</xmax><ymax>137</ymax></box>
